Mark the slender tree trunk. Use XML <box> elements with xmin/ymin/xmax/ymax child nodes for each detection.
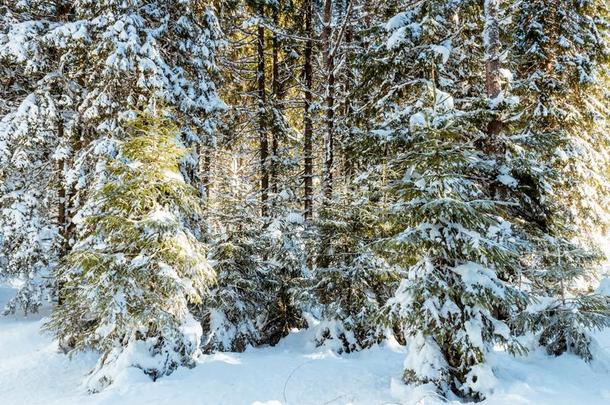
<box><xmin>202</xmin><ymin>146</ymin><xmax>212</xmax><ymax>200</ymax></box>
<box><xmin>57</xmin><ymin>121</ymin><xmax>80</xmax><ymax>306</ymax></box>
<box><xmin>64</xmin><ymin>133</ymin><xmax>81</xmax><ymax>255</ymax></box>
<box><xmin>343</xmin><ymin>6</ymin><xmax>354</xmax><ymax>183</ymax></box>
<box><xmin>303</xmin><ymin>0</ymin><xmax>314</xmax><ymax>221</ymax></box>
<box><xmin>57</xmin><ymin>119</ymin><xmax>67</xmax><ymax>254</ymax></box>
<box><xmin>56</xmin><ymin>117</ymin><xmax>67</xmax><ymax>306</ymax></box>
<box><xmin>485</xmin><ymin>0</ymin><xmax>510</xmax><ymax>304</ymax></box>
<box><xmin>271</xmin><ymin>6</ymin><xmax>280</xmax><ymax>198</ymax></box>
<box><xmin>322</xmin><ymin>0</ymin><xmax>335</xmax><ymax>200</ymax></box>
<box><xmin>483</xmin><ymin>0</ymin><xmax>503</xmax><ymax>213</ymax></box>
<box><xmin>485</xmin><ymin>0</ymin><xmax>502</xmax><ymax>140</ymax></box>
<box><xmin>257</xmin><ymin>4</ymin><xmax>269</xmax><ymax>218</ymax></box>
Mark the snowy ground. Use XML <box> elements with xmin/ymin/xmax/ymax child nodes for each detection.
<box><xmin>1</xmin><ymin>285</ymin><xmax>610</xmax><ymax>405</ymax></box>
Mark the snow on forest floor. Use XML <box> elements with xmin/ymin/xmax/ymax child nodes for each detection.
<box><xmin>1</xmin><ymin>285</ymin><xmax>610</xmax><ymax>405</ymax></box>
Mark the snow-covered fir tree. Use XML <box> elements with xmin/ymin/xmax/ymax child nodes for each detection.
<box><xmin>508</xmin><ymin>0</ymin><xmax>610</xmax><ymax>361</ymax></box>
<box><xmin>203</xmin><ymin>216</ymin><xmax>265</xmax><ymax>353</ymax></box>
<box><xmin>0</xmin><ymin>1</ymin><xmax>76</xmax><ymax>313</ymax></box>
<box><xmin>313</xmin><ymin>187</ymin><xmax>400</xmax><ymax>352</ymax></box>
<box><xmin>0</xmin><ymin>91</ymin><xmax>63</xmax><ymax>315</ymax></box>
<box><xmin>1</xmin><ymin>0</ymin><xmax>609</xmax><ymax>399</ymax></box>
<box><xmin>518</xmin><ymin>239</ymin><xmax>610</xmax><ymax>362</ymax></box>
<box><xmin>1</xmin><ymin>0</ymin><xmax>226</xmax><ymax>313</ymax></box>
<box><xmin>373</xmin><ymin>1</ymin><xmax>530</xmax><ymax>399</ymax></box>
<box><xmin>202</xmin><ymin>154</ymin><xmax>266</xmax><ymax>353</ymax></box>
<box><xmin>60</xmin><ymin>0</ymin><xmax>226</xmax><ymax>212</ymax></box>
<box><xmin>380</xmin><ymin>112</ymin><xmax>528</xmax><ymax>399</ymax></box>
<box><xmin>368</xmin><ymin>1</ymin><xmax>610</xmax><ymax>399</ymax></box>
<box><xmin>44</xmin><ymin>115</ymin><xmax>215</xmax><ymax>391</ymax></box>
<box><xmin>260</xmin><ymin>200</ymin><xmax>309</xmax><ymax>345</ymax></box>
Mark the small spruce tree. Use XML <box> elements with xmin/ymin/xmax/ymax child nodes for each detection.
<box><xmin>313</xmin><ymin>188</ymin><xmax>400</xmax><ymax>352</ymax></box>
<box><xmin>381</xmin><ymin>112</ymin><xmax>527</xmax><ymax>400</ymax></box>
<box><xmin>45</xmin><ymin>115</ymin><xmax>215</xmax><ymax>391</ymax></box>
<box><xmin>202</xmin><ymin>163</ymin><xmax>266</xmax><ymax>353</ymax></box>
<box><xmin>260</xmin><ymin>202</ymin><xmax>309</xmax><ymax>345</ymax></box>
<box><xmin>372</xmin><ymin>1</ymin><xmax>529</xmax><ymax>399</ymax></box>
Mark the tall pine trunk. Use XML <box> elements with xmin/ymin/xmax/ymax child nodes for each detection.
<box><xmin>485</xmin><ymin>0</ymin><xmax>502</xmax><ymax>141</ymax></box>
<box><xmin>271</xmin><ymin>6</ymin><xmax>280</xmax><ymax>198</ymax></box>
<box><xmin>257</xmin><ymin>4</ymin><xmax>269</xmax><ymax>218</ymax></box>
<box><xmin>303</xmin><ymin>0</ymin><xmax>314</xmax><ymax>221</ymax></box>
<box><xmin>322</xmin><ymin>0</ymin><xmax>335</xmax><ymax>200</ymax></box>
<box><xmin>56</xmin><ymin>116</ymin><xmax>67</xmax><ymax>306</ymax></box>
<box><xmin>342</xmin><ymin>3</ymin><xmax>354</xmax><ymax>183</ymax></box>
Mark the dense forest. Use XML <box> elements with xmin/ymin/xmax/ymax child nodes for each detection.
<box><xmin>1</xmin><ymin>0</ymin><xmax>610</xmax><ymax>401</ymax></box>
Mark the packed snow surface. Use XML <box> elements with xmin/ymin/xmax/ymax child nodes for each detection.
<box><xmin>1</xmin><ymin>286</ymin><xmax>610</xmax><ymax>405</ymax></box>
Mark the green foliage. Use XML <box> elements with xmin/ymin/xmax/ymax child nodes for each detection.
<box><xmin>44</xmin><ymin>114</ymin><xmax>215</xmax><ymax>391</ymax></box>
<box><xmin>380</xmin><ymin>112</ymin><xmax>528</xmax><ymax>400</ymax></box>
<box><xmin>505</xmin><ymin>0</ymin><xmax>610</xmax><ymax>361</ymax></box>
<box><xmin>202</xmin><ymin>188</ymin><xmax>266</xmax><ymax>352</ymax></box>
<box><xmin>509</xmin><ymin>0</ymin><xmax>610</xmax><ymax>236</ymax></box>
<box><xmin>528</xmin><ymin>294</ymin><xmax>610</xmax><ymax>362</ymax></box>
<box><xmin>312</xmin><ymin>188</ymin><xmax>401</xmax><ymax>352</ymax></box>
<box><xmin>2</xmin><ymin>0</ymin><xmax>610</xmax><ymax>398</ymax></box>
<box><xmin>259</xmin><ymin>209</ymin><xmax>309</xmax><ymax>345</ymax></box>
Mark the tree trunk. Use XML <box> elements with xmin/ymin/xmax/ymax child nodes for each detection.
<box><xmin>57</xmin><ymin>119</ymin><xmax>67</xmax><ymax>255</ymax></box>
<box><xmin>56</xmin><ymin>117</ymin><xmax>67</xmax><ymax>306</ymax></box>
<box><xmin>257</xmin><ymin>4</ymin><xmax>269</xmax><ymax>218</ymax></box>
<box><xmin>303</xmin><ymin>0</ymin><xmax>314</xmax><ymax>221</ymax></box>
<box><xmin>484</xmin><ymin>0</ymin><xmax>502</xmax><ymax>141</ymax></box>
<box><xmin>57</xmin><ymin>121</ymin><xmax>80</xmax><ymax>306</ymax></box>
<box><xmin>343</xmin><ymin>5</ymin><xmax>354</xmax><ymax>183</ymax></box>
<box><xmin>202</xmin><ymin>146</ymin><xmax>212</xmax><ymax>200</ymax></box>
<box><xmin>271</xmin><ymin>6</ymin><xmax>280</xmax><ymax>198</ymax></box>
<box><xmin>322</xmin><ymin>0</ymin><xmax>335</xmax><ymax>200</ymax></box>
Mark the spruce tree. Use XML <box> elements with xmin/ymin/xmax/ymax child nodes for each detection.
<box><xmin>381</xmin><ymin>113</ymin><xmax>528</xmax><ymax>400</ymax></box>
<box><xmin>1</xmin><ymin>0</ymin><xmax>225</xmax><ymax>314</ymax></box>
<box><xmin>260</xmin><ymin>203</ymin><xmax>309</xmax><ymax>345</ymax></box>
<box><xmin>313</xmin><ymin>188</ymin><xmax>399</xmax><ymax>352</ymax></box>
<box><xmin>203</xmin><ymin>218</ymin><xmax>265</xmax><ymax>353</ymax></box>
<box><xmin>0</xmin><ymin>92</ymin><xmax>62</xmax><ymax>314</ymax></box>
<box><xmin>373</xmin><ymin>1</ymin><xmax>527</xmax><ymax>399</ymax></box>
<box><xmin>0</xmin><ymin>1</ymin><xmax>75</xmax><ymax>313</ymax></box>
<box><xmin>202</xmin><ymin>157</ymin><xmax>266</xmax><ymax>353</ymax></box>
<box><xmin>508</xmin><ymin>0</ymin><xmax>610</xmax><ymax>360</ymax></box>
<box><xmin>45</xmin><ymin>115</ymin><xmax>215</xmax><ymax>391</ymax></box>
<box><xmin>518</xmin><ymin>240</ymin><xmax>610</xmax><ymax>361</ymax></box>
